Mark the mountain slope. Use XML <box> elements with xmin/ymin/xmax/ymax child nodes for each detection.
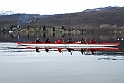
<box><xmin>34</xmin><ymin>6</ymin><xmax>124</xmax><ymax>28</ymax></box>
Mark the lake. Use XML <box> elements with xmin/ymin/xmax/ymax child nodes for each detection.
<box><xmin>0</xmin><ymin>32</ymin><xmax>124</xmax><ymax>83</ymax></box>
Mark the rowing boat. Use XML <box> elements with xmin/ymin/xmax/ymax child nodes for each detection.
<box><xmin>16</xmin><ymin>41</ymin><xmax>120</xmax><ymax>54</ymax></box>
<box><xmin>17</xmin><ymin>42</ymin><xmax>120</xmax><ymax>48</ymax></box>
<box><xmin>17</xmin><ymin>46</ymin><xmax>119</xmax><ymax>51</ymax></box>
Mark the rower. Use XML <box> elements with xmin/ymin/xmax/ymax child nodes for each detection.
<box><xmin>45</xmin><ymin>37</ymin><xmax>51</xmax><ymax>43</ymax></box>
<box><xmin>35</xmin><ymin>38</ymin><xmax>41</xmax><ymax>43</ymax></box>
<box><xmin>89</xmin><ymin>38</ymin><xmax>97</xmax><ymax>54</ymax></box>
<box><xmin>35</xmin><ymin>38</ymin><xmax>41</xmax><ymax>52</ymax></box>
<box><xmin>80</xmin><ymin>38</ymin><xmax>88</xmax><ymax>44</ymax></box>
<box><xmin>67</xmin><ymin>38</ymin><xmax>73</xmax><ymax>43</ymax></box>
<box><xmin>90</xmin><ymin>38</ymin><xmax>97</xmax><ymax>44</ymax></box>
<box><xmin>57</xmin><ymin>38</ymin><xmax>64</xmax><ymax>44</ymax></box>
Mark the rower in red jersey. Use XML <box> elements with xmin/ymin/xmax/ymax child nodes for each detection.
<box><xmin>57</xmin><ymin>38</ymin><xmax>64</xmax><ymax>44</ymax></box>
<box><xmin>90</xmin><ymin>38</ymin><xmax>97</xmax><ymax>44</ymax></box>
<box><xmin>89</xmin><ymin>38</ymin><xmax>97</xmax><ymax>55</ymax></box>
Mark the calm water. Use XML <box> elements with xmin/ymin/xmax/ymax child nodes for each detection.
<box><xmin>0</xmin><ymin>32</ymin><xmax>124</xmax><ymax>83</ymax></box>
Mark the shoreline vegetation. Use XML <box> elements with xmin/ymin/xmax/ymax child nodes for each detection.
<box><xmin>3</xmin><ymin>25</ymin><xmax>124</xmax><ymax>34</ymax></box>
<box><xmin>0</xmin><ymin>6</ymin><xmax>124</xmax><ymax>34</ymax></box>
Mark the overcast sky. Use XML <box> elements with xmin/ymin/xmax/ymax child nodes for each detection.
<box><xmin>0</xmin><ymin>0</ymin><xmax>123</xmax><ymax>15</ymax></box>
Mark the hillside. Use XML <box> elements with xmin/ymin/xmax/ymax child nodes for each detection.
<box><xmin>35</xmin><ymin>6</ymin><xmax>124</xmax><ymax>28</ymax></box>
<box><xmin>0</xmin><ymin>6</ymin><xmax>124</xmax><ymax>30</ymax></box>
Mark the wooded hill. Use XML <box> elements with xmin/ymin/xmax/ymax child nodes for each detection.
<box><xmin>0</xmin><ymin>6</ymin><xmax>124</xmax><ymax>30</ymax></box>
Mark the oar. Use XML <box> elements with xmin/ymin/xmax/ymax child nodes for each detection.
<box><xmin>81</xmin><ymin>49</ymin><xmax>84</xmax><ymax>55</ymax></box>
<box><xmin>36</xmin><ymin>47</ymin><xmax>40</xmax><ymax>52</ymax></box>
<box><xmin>45</xmin><ymin>48</ymin><xmax>49</xmax><ymax>52</ymax></box>
<box><xmin>67</xmin><ymin>48</ymin><xmax>73</xmax><ymax>55</ymax></box>
<box><xmin>58</xmin><ymin>48</ymin><xmax>62</xmax><ymax>53</ymax></box>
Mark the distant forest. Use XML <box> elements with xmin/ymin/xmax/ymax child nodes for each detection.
<box><xmin>0</xmin><ymin>6</ymin><xmax>124</xmax><ymax>32</ymax></box>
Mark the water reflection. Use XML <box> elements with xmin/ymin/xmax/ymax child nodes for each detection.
<box><xmin>1</xmin><ymin>47</ymin><xmax>124</xmax><ymax>61</ymax></box>
<box><xmin>0</xmin><ymin>42</ymin><xmax>124</xmax><ymax>61</ymax></box>
<box><xmin>0</xmin><ymin>31</ymin><xmax>124</xmax><ymax>42</ymax></box>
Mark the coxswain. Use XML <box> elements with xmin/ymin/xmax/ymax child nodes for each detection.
<box><xmin>45</xmin><ymin>37</ymin><xmax>51</xmax><ymax>43</ymax></box>
<box><xmin>35</xmin><ymin>38</ymin><xmax>41</xmax><ymax>43</ymax></box>
<box><xmin>90</xmin><ymin>38</ymin><xmax>97</xmax><ymax>44</ymax></box>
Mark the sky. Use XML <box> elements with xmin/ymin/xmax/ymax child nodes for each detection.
<box><xmin>0</xmin><ymin>0</ymin><xmax>124</xmax><ymax>15</ymax></box>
